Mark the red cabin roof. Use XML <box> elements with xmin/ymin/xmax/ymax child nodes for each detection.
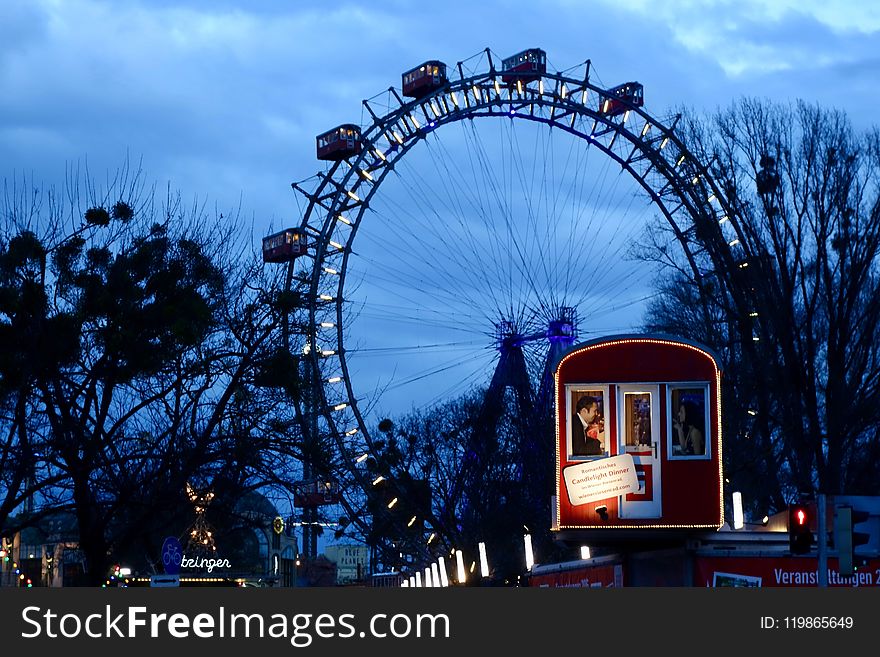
<box><xmin>402</xmin><ymin>60</ymin><xmax>448</xmax><ymax>99</ymax></box>
<box><xmin>500</xmin><ymin>48</ymin><xmax>546</xmax><ymax>84</ymax></box>
<box><xmin>316</xmin><ymin>124</ymin><xmax>362</xmax><ymax>161</ymax></box>
<box><xmin>599</xmin><ymin>82</ymin><xmax>644</xmax><ymax>116</ymax></box>
<box><xmin>262</xmin><ymin>227</ymin><xmax>308</xmax><ymax>263</ymax></box>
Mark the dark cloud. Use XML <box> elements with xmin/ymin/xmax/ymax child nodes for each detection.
<box><xmin>0</xmin><ymin>1</ymin><xmax>876</xmax><ymax>232</ymax></box>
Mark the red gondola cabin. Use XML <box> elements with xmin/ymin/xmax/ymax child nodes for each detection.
<box><xmin>554</xmin><ymin>335</ymin><xmax>723</xmax><ymax>535</ymax></box>
<box><xmin>262</xmin><ymin>227</ymin><xmax>307</xmax><ymax>263</ymax></box>
<box><xmin>316</xmin><ymin>124</ymin><xmax>362</xmax><ymax>161</ymax></box>
<box><xmin>599</xmin><ymin>82</ymin><xmax>644</xmax><ymax>117</ymax></box>
<box><xmin>402</xmin><ymin>60</ymin><xmax>448</xmax><ymax>99</ymax></box>
<box><xmin>501</xmin><ymin>48</ymin><xmax>546</xmax><ymax>84</ymax></box>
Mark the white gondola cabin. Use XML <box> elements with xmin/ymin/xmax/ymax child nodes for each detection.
<box><xmin>262</xmin><ymin>227</ymin><xmax>307</xmax><ymax>263</ymax></box>
<box><xmin>402</xmin><ymin>60</ymin><xmax>448</xmax><ymax>99</ymax></box>
<box><xmin>500</xmin><ymin>48</ymin><xmax>546</xmax><ymax>84</ymax></box>
<box><xmin>600</xmin><ymin>82</ymin><xmax>644</xmax><ymax>117</ymax></box>
<box><xmin>316</xmin><ymin>124</ymin><xmax>362</xmax><ymax>161</ymax></box>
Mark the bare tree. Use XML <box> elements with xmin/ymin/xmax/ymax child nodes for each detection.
<box><xmin>645</xmin><ymin>99</ymin><xmax>880</xmax><ymax>512</ymax></box>
<box><xmin>0</xmin><ymin>162</ymin><xmax>305</xmax><ymax>583</ymax></box>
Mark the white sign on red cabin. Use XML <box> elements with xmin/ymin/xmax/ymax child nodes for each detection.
<box><xmin>563</xmin><ymin>454</ymin><xmax>638</xmax><ymax>506</ymax></box>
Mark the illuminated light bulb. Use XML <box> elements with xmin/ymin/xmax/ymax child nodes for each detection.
<box><xmin>478</xmin><ymin>542</ymin><xmax>489</xmax><ymax>578</ymax></box>
<box><xmin>455</xmin><ymin>550</ymin><xmax>466</xmax><ymax>584</ymax></box>
<box><xmin>523</xmin><ymin>534</ymin><xmax>534</xmax><ymax>570</ymax></box>
<box><xmin>733</xmin><ymin>491</ymin><xmax>744</xmax><ymax>529</ymax></box>
<box><xmin>372</xmin><ymin>476</ymin><xmax>385</xmax><ymax>486</ymax></box>
<box><xmin>439</xmin><ymin>557</ymin><xmax>450</xmax><ymax>587</ymax></box>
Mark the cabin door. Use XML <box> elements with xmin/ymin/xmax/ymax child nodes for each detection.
<box><xmin>616</xmin><ymin>384</ymin><xmax>662</xmax><ymax>518</ymax></box>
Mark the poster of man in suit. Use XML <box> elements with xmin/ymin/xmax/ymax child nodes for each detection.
<box><xmin>570</xmin><ymin>390</ymin><xmax>606</xmax><ymax>457</ymax></box>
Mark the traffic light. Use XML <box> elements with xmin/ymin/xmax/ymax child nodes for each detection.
<box><xmin>788</xmin><ymin>503</ymin><xmax>813</xmax><ymax>554</ymax></box>
<box><xmin>834</xmin><ymin>505</ymin><xmax>871</xmax><ymax>576</ymax></box>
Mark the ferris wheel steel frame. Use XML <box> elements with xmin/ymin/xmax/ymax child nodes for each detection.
<box><xmin>289</xmin><ymin>48</ymin><xmax>756</xmax><ymax>552</ymax></box>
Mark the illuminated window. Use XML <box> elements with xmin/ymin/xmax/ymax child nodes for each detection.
<box><xmin>623</xmin><ymin>392</ymin><xmax>653</xmax><ymax>451</ymax></box>
<box><xmin>565</xmin><ymin>384</ymin><xmax>610</xmax><ymax>460</ymax></box>
<box><xmin>667</xmin><ymin>384</ymin><xmax>710</xmax><ymax>459</ymax></box>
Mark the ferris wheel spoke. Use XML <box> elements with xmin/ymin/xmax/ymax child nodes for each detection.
<box><xmin>377</xmin><ymin>155</ymin><xmax>514</xmax><ymax>319</ymax></box>
<box><xmin>346</xmin><ymin>253</ymin><xmax>493</xmax><ymax>327</ymax></box>
<box><xmin>359</xmin><ymin>193</ymin><xmax>502</xmax><ymax>323</ymax></box>
<box><xmin>350</xmin><ymin>347</ymin><xmax>495</xmax><ymax>410</ymax></box>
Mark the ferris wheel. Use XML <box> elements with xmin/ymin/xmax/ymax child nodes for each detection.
<box><xmin>268</xmin><ymin>47</ymin><xmax>751</xmax><ymax>573</ymax></box>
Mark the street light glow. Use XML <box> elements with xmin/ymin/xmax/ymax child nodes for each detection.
<box><xmin>478</xmin><ymin>542</ymin><xmax>490</xmax><ymax>578</ymax></box>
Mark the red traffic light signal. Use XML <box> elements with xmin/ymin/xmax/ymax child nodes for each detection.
<box><xmin>789</xmin><ymin>503</ymin><xmax>813</xmax><ymax>554</ymax></box>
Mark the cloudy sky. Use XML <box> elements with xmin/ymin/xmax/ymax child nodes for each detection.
<box><xmin>3</xmin><ymin>0</ymin><xmax>878</xmax><ymax>230</ymax></box>
<box><xmin>3</xmin><ymin>0</ymin><xmax>879</xmax><ymax>418</ymax></box>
